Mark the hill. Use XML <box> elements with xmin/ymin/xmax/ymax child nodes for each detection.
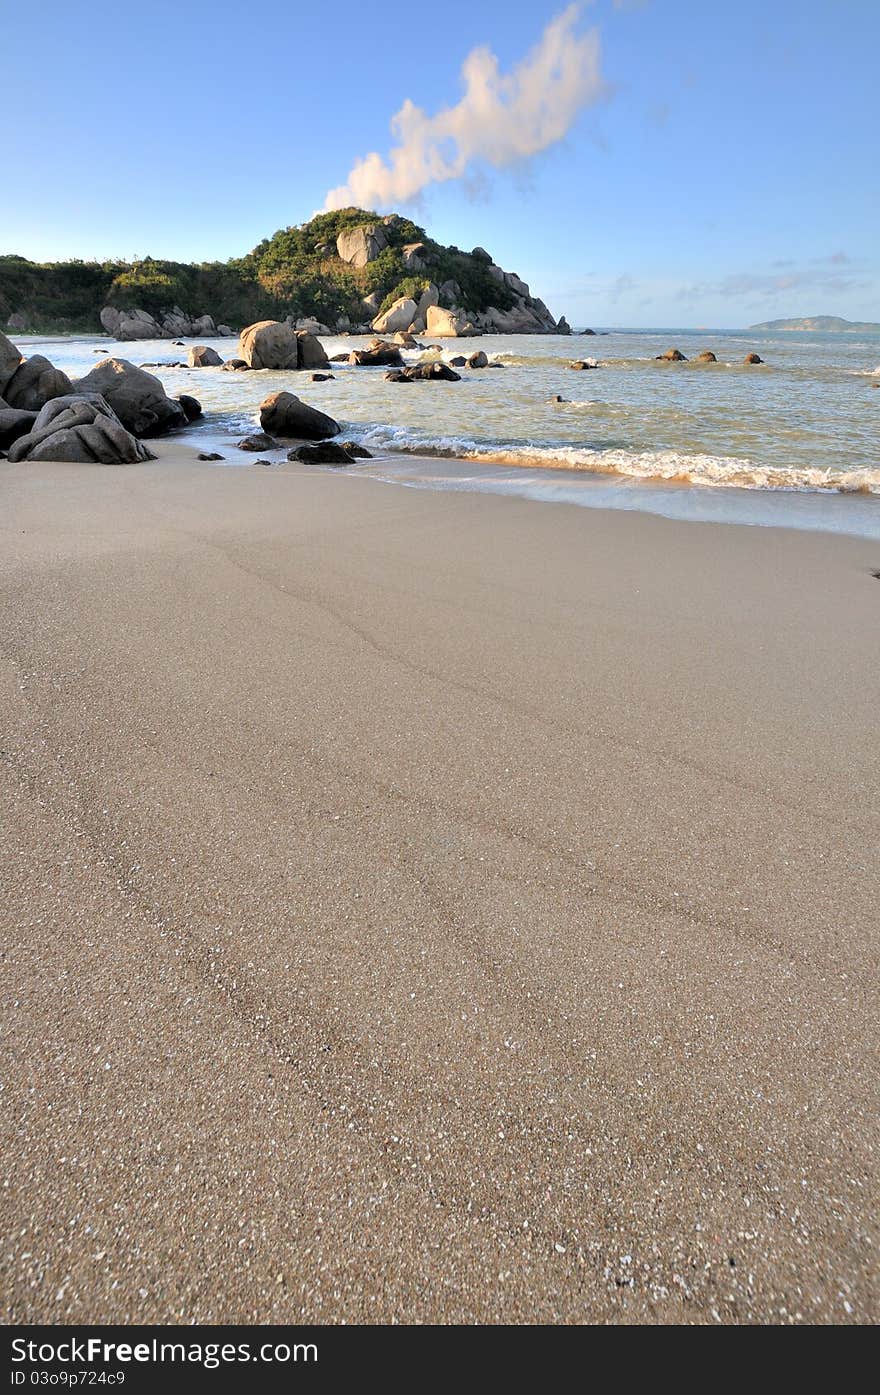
<box><xmin>0</xmin><ymin>210</ymin><xmax>561</xmax><ymax>337</ymax></box>
<box><xmin>748</xmin><ymin>315</ymin><xmax>880</xmax><ymax>332</ymax></box>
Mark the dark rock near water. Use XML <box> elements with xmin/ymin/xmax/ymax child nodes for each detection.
<box><xmin>259</xmin><ymin>391</ymin><xmax>340</xmax><ymax>440</ymax></box>
<box><xmin>385</xmin><ymin>362</ymin><xmax>462</xmax><ymax>383</ymax></box>
<box><xmin>197</xmin><ymin>452</ymin><xmax>224</xmax><ymax>461</ymax></box>
<box><xmin>656</xmin><ymin>348</ymin><xmax>687</xmax><ymax>362</ymax></box>
<box><xmin>287</xmin><ymin>442</ymin><xmax>357</xmax><ymax>466</ymax></box>
<box><xmin>222</xmin><ymin>358</ymin><xmax>250</xmax><ymax>372</ymax></box>
<box><xmin>744</xmin><ymin>352</ymin><xmax>764</xmax><ymax>365</ymax></box>
<box><xmin>467</xmin><ymin>351</ymin><xmax>488</xmax><ymax>368</ymax></box>
<box><xmin>569</xmin><ymin>359</ymin><xmax>598</xmax><ymax>370</ymax></box>
<box><xmin>188</xmin><ymin>345</ymin><xmax>223</xmax><ymax>368</ymax></box>
<box><xmin>696</xmin><ymin>351</ymin><xmax>717</xmax><ymax>363</ymax></box>
<box><xmin>340</xmin><ymin>442</ymin><xmax>372</xmax><ymax>459</ymax></box>
<box><xmin>311</xmin><ymin>372</ymin><xmax>334</xmax><ymax>381</ymax></box>
<box><xmin>238</xmin><ymin>432</ymin><xmax>278</xmax><ymax>452</ymax></box>
<box><xmin>178</xmin><ymin>394</ymin><xmax>202</xmax><ymax>422</ymax></box>
<box><xmin>349</xmin><ymin>339</ymin><xmax>405</xmax><ymax>368</ymax></box>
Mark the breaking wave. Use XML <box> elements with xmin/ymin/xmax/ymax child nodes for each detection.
<box><xmin>348</xmin><ymin>424</ymin><xmax>880</xmax><ymax>495</ymax></box>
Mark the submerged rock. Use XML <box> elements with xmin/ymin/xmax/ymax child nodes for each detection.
<box><xmin>385</xmin><ymin>362</ymin><xmax>462</xmax><ymax>383</ymax></box>
<box><xmin>349</xmin><ymin>339</ymin><xmax>405</xmax><ymax>368</ymax></box>
<box><xmin>656</xmin><ymin>347</ymin><xmax>687</xmax><ymax>361</ymax></box>
<box><xmin>696</xmin><ymin>350</ymin><xmax>717</xmax><ymax>363</ymax></box>
<box><xmin>238</xmin><ymin>432</ymin><xmax>278</xmax><ymax>452</ymax></box>
<box><xmin>744</xmin><ymin>352</ymin><xmax>764</xmax><ymax>365</ymax></box>
<box><xmin>569</xmin><ymin>358</ymin><xmax>598</xmax><ymax>370</ymax></box>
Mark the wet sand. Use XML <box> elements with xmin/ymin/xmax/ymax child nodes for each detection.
<box><xmin>1</xmin><ymin>448</ymin><xmax>878</xmax><ymax>1324</ymax></box>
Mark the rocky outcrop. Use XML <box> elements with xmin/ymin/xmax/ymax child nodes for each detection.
<box><xmin>71</xmin><ymin>358</ymin><xmax>187</xmax><ymax>436</ymax></box>
<box><xmin>656</xmin><ymin>348</ymin><xmax>687</xmax><ymax>362</ymax></box>
<box><xmin>696</xmin><ymin>351</ymin><xmax>717</xmax><ymax>363</ymax></box>
<box><xmin>238</xmin><ymin>320</ymin><xmax>329</xmax><ymax>371</ymax></box>
<box><xmin>557</xmin><ymin>318</ymin><xmax>572</xmax><ymax>335</ymax></box>
<box><xmin>259</xmin><ymin>391</ymin><xmax>340</xmax><ymax>440</ymax></box>
<box><xmin>100</xmin><ymin>306</ymin><xmax>235</xmax><ymax>341</ymax></box>
<box><xmin>188</xmin><ymin>345</ymin><xmax>223</xmax><ymax>367</ymax></box>
<box><xmin>3</xmin><ymin>355</ymin><xmax>72</xmax><ymax>411</ymax></box>
<box><xmin>336</xmin><ymin>223</ymin><xmax>388</xmax><ymax>268</ymax></box>
<box><xmin>744</xmin><ymin>352</ymin><xmax>764</xmax><ymax>365</ymax></box>
<box><xmin>467</xmin><ymin>351</ymin><xmax>488</xmax><ymax>369</ymax></box>
<box><xmin>372</xmin><ymin>297</ymin><xmax>419</xmax><ymax>336</ymax></box>
<box><xmin>349</xmin><ymin>340</ymin><xmax>405</xmax><ymax>368</ymax></box>
<box><xmin>569</xmin><ymin>358</ymin><xmax>598</xmax><ymax>370</ymax></box>
<box><xmin>425</xmin><ymin>306</ymin><xmax>479</xmax><ymax>339</ymax></box>
<box><xmin>7</xmin><ymin>394</ymin><xmax>156</xmax><ymax>464</ymax></box>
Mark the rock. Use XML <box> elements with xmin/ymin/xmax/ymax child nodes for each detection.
<box><xmin>172</xmin><ymin>340</ymin><xmax>185</xmax><ymax>347</ymax></box>
<box><xmin>569</xmin><ymin>359</ymin><xmax>598</xmax><ymax>370</ymax></box>
<box><xmin>467</xmin><ymin>351</ymin><xmax>488</xmax><ymax>369</ymax></box>
<box><xmin>238</xmin><ymin>319</ymin><xmax>299</xmax><ymax>370</ymax></box>
<box><xmin>425</xmin><ymin>305</ymin><xmax>479</xmax><ymax>338</ymax></box>
<box><xmin>744</xmin><ymin>352</ymin><xmax>764</xmax><ymax>365</ymax></box>
<box><xmin>99</xmin><ymin>306</ymin><xmax>121</xmax><ymax>337</ymax></box>
<box><xmin>557</xmin><ymin>318</ymin><xmax>572</xmax><ymax>335</ymax></box>
<box><xmin>656</xmin><ymin>348</ymin><xmax>687</xmax><ymax>361</ymax></box>
<box><xmin>393</xmin><ymin>332</ymin><xmax>419</xmax><ymax>348</ymax></box>
<box><xmin>580</xmin><ymin>328</ymin><xmax>597</xmax><ymax>335</ymax></box>
<box><xmin>7</xmin><ymin>393</ymin><xmax>156</xmax><ymax>464</ymax></box>
<box><xmin>238</xmin><ymin>432</ymin><xmax>278</xmax><ymax>452</ymax></box>
<box><xmin>197</xmin><ymin>452</ymin><xmax>224</xmax><ymax>461</ymax></box>
<box><xmin>696</xmin><ymin>351</ymin><xmax>717</xmax><ymax>363</ymax></box>
<box><xmin>287</xmin><ymin>442</ymin><xmax>357</xmax><ymax>466</ymax></box>
<box><xmin>291</xmin><ymin>315</ymin><xmax>333</xmax><ymax>337</ymax></box>
<box><xmin>216</xmin><ymin>325</ymin><xmax>235</xmax><ymax>338</ymax></box>
<box><xmin>372</xmin><ymin>297</ymin><xmax>419</xmax><ymax>336</ymax></box>
<box><xmin>340</xmin><ymin>442</ymin><xmax>372</xmax><ymax>459</ymax></box>
<box><xmin>221</xmin><ymin>358</ymin><xmax>250</xmax><ymax>372</ymax></box>
<box><xmin>190</xmin><ymin>314</ymin><xmax>216</xmax><ymax>337</ymax></box>
<box><xmin>177</xmin><ymin>394</ymin><xmax>202</xmax><ymax>422</ymax></box>
<box><xmin>311</xmin><ymin>372</ymin><xmax>334</xmax><ymax>381</ymax></box>
<box><xmin>336</xmin><ymin>223</ymin><xmax>388</xmax><ymax>268</ymax></box>
<box><xmin>71</xmin><ymin>358</ymin><xmax>187</xmax><ymax>436</ymax></box>
<box><xmin>188</xmin><ymin>345</ymin><xmax>223</xmax><ymax>367</ymax></box>
<box><xmin>329</xmin><ymin>353</ymin><xmax>350</xmax><ymax>363</ymax></box>
<box><xmin>449</xmin><ymin>356</ymin><xmax>466</xmax><ymax>367</ymax></box>
<box><xmin>259</xmin><ymin>391</ymin><xmax>340</xmax><ymax>440</ymax></box>
<box><xmin>336</xmin><ymin>314</ymin><xmax>351</xmax><ymax>333</ymax></box>
<box><xmin>385</xmin><ymin>363</ymin><xmax>461</xmax><ymax>383</ymax></box>
<box><xmin>349</xmin><ymin>340</ymin><xmax>405</xmax><ymax>368</ymax></box>
<box><xmin>4</xmin><ymin>356</ymin><xmax>73</xmax><ymax>411</ymax></box>
<box><xmin>402</xmin><ymin>243</ymin><xmax>431</xmax><ymax>271</ymax></box>
<box><xmin>548</xmin><ymin>395</ymin><xmax>569</xmax><ymax>403</ymax></box>
<box><xmin>438</xmin><ymin>280</ymin><xmax>461</xmax><ymax>304</ymax></box>
<box><xmin>296</xmin><ymin>331</ymin><xmax>330</xmax><ymax>370</ymax></box>
<box><xmin>0</xmin><ymin>407</ymin><xmax>37</xmax><ymax>448</ymax></box>
<box><xmin>361</xmin><ymin>292</ymin><xmax>381</xmax><ymax>317</ymax></box>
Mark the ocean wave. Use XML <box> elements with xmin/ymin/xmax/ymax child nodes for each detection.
<box><xmin>348</xmin><ymin>424</ymin><xmax>880</xmax><ymax>495</ymax></box>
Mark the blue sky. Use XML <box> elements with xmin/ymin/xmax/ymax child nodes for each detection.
<box><xmin>3</xmin><ymin>0</ymin><xmax>877</xmax><ymax>327</ymax></box>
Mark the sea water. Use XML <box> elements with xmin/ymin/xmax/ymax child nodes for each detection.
<box><xmin>16</xmin><ymin>326</ymin><xmax>880</xmax><ymax>538</ymax></box>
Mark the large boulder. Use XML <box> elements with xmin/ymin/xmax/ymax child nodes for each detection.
<box><xmin>656</xmin><ymin>347</ymin><xmax>687</xmax><ymax>362</ymax></box>
<box><xmin>239</xmin><ymin>319</ymin><xmax>299</xmax><ymax>370</ymax></box>
<box><xmin>744</xmin><ymin>352</ymin><xmax>764</xmax><ymax>365</ymax></box>
<box><xmin>188</xmin><ymin>345</ymin><xmax>223</xmax><ymax>367</ymax></box>
<box><xmin>287</xmin><ymin>442</ymin><xmax>359</xmax><ymax>466</ymax></box>
<box><xmin>71</xmin><ymin>358</ymin><xmax>187</xmax><ymax>436</ymax></box>
<box><xmin>7</xmin><ymin>394</ymin><xmax>156</xmax><ymax>464</ymax></box>
<box><xmin>190</xmin><ymin>314</ymin><xmax>216</xmax><ymax>336</ymax></box>
<box><xmin>336</xmin><ymin>223</ymin><xmax>388</xmax><ymax>268</ymax></box>
<box><xmin>3</xmin><ymin>356</ymin><xmax>73</xmax><ymax>411</ymax></box>
<box><xmin>259</xmin><ymin>391</ymin><xmax>340</xmax><ymax>440</ymax></box>
<box><xmin>296</xmin><ymin>331</ymin><xmax>330</xmax><ymax>370</ymax></box>
<box><xmin>402</xmin><ymin>242</ymin><xmax>430</xmax><ymax>270</ymax></box>
<box><xmin>371</xmin><ymin>297</ymin><xmax>419</xmax><ymax>336</ymax></box>
<box><xmin>0</xmin><ymin>331</ymin><xmax>24</xmax><ymax>394</ymax></box>
<box><xmin>0</xmin><ymin>407</ymin><xmax>37</xmax><ymax>449</ymax></box>
<box><xmin>425</xmin><ymin>305</ymin><xmax>479</xmax><ymax>338</ymax></box>
<box><xmin>349</xmin><ymin>339</ymin><xmax>405</xmax><ymax>367</ymax></box>
<box><xmin>696</xmin><ymin>350</ymin><xmax>717</xmax><ymax>363</ymax></box>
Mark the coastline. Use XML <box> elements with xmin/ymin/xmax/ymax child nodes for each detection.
<box><xmin>2</xmin><ymin>452</ymin><xmax>878</xmax><ymax>1323</ymax></box>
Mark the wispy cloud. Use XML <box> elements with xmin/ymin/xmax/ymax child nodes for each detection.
<box><xmin>676</xmin><ymin>259</ymin><xmax>871</xmax><ymax>304</ymax></box>
<box><xmin>324</xmin><ymin>4</ymin><xmax>609</xmax><ymax>210</ymax></box>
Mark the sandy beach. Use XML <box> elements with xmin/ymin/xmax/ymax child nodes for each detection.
<box><xmin>1</xmin><ymin>449</ymin><xmax>878</xmax><ymax>1325</ymax></box>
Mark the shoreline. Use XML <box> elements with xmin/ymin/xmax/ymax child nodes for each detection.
<box><xmin>2</xmin><ymin>452</ymin><xmax>878</xmax><ymax>1324</ymax></box>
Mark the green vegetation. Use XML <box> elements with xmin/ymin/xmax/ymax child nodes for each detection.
<box><xmin>0</xmin><ymin>210</ymin><xmax>518</xmax><ymax>334</ymax></box>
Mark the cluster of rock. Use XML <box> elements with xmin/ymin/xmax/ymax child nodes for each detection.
<box><xmin>655</xmin><ymin>347</ymin><xmax>765</xmax><ymax>365</ymax></box>
<box><xmin>100</xmin><ymin>306</ymin><xmax>235</xmax><ymax>341</ymax></box>
<box><xmin>1</xmin><ymin>330</ymin><xmax>199</xmax><ymax>463</ymax></box>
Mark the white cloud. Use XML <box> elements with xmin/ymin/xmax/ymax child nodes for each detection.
<box><xmin>324</xmin><ymin>4</ymin><xmax>608</xmax><ymax>210</ymax></box>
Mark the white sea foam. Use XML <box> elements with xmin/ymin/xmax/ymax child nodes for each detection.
<box><xmin>350</xmin><ymin>424</ymin><xmax>880</xmax><ymax>494</ymax></box>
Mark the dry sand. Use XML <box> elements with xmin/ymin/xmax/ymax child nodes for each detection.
<box><xmin>1</xmin><ymin>446</ymin><xmax>878</xmax><ymax>1324</ymax></box>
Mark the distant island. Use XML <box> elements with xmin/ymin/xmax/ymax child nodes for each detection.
<box><xmin>0</xmin><ymin>209</ymin><xmax>563</xmax><ymax>339</ymax></box>
<box><xmin>748</xmin><ymin>315</ymin><xmax>880</xmax><ymax>333</ymax></box>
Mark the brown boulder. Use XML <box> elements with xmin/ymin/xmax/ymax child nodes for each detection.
<box><xmin>656</xmin><ymin>348</ymin><xmax>687</xmax><ymax>361</ymax></box>
<box><xmin>238</xmin><ymin>320</ymin><xmax>300</xmax><ymax>370</ymax></box>
<box><xmin>696</xmin><ymin>351</ymin><xmax>717</xmax><ymax>363</ymax></box>
<box><xmin>188</xmin><ymin>345</ymin><xmax>223</xmax><ymax>367</ymax></box>
<box><xmin>744</xmin><ymin>352</ymin><xmax>764</xmax><ymax>365</ymax></box>
<box><xmin>259</xmin><ymin>391</ymin><xmax>340</xmax><ymax>440</ymax></box>
<box><xmin>349</xmin><ymin>340</ymin><xmax>405</xmax><ymax>368</ymax></box>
